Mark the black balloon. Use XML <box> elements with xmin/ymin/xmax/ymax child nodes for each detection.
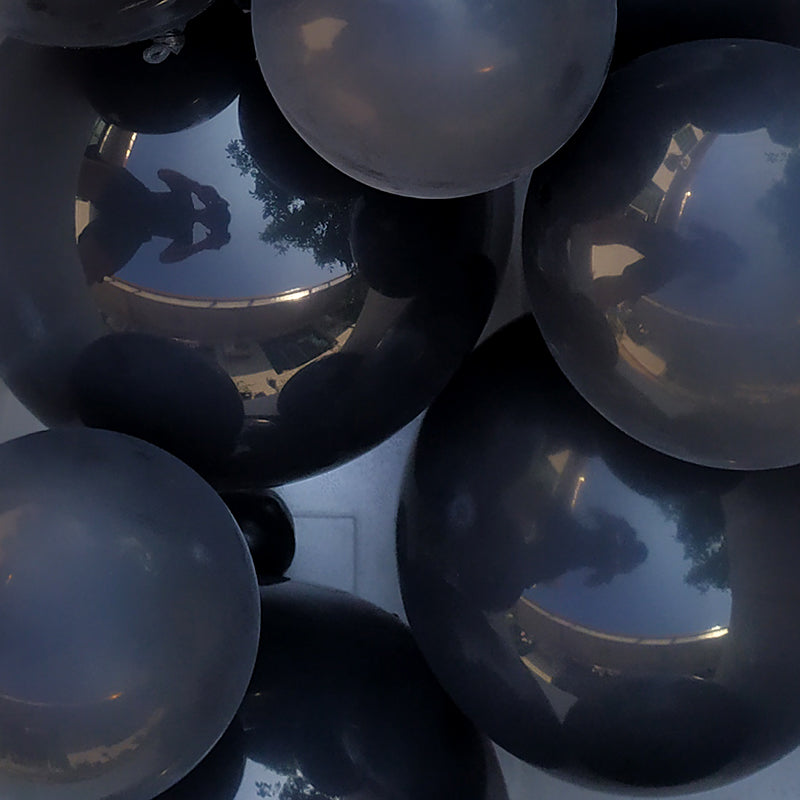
<box><xmin>154</xmin><ymin>582</ymin><xmax>507</xmax><ymax>800</ymax></box>
<box><xmin>74</xmin><ymin>0</ymin><xmax>254</xmax><ymax>136</ymax></box>
<box><xmin>398</xmin><ymin>315</ymin><xmax>800</xmax><ymax>793</ymax></box>
<box><xmin>0</xmin><ymin>36</ymin><xmax>513</xmax><ymax>487</ymax></box>
<box><xmin>0</xmin><ymin>0</ymin><xmax>211</xmax><ymax>48</ymax></box>
<box><xmin>523</xmin><ymin>39</ymin><xmax>800</xmax><ymax>469</ymax></box>
<box><xmin>350</xmin><ymin>192</ymin><xmax>488</xmax><ymax>298</ymax></box>
<box><xmin>237</xmin><ymin>68</ymin><xmax>359</xmax><ymax>202</ymax></box>
<box><xmin>219</xmin><ymin>490</ymin><xmax>296</xmax><ymax>580</ymax></box>
<box><xmin>70</xmin><ymin>332</ymin><xmax>245</xmax><ymax>472</ymax></box>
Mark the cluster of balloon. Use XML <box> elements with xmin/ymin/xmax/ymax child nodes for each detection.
<box><xmin>155</xmin><ymin>581</ymin><xmax>508</xmax><ymax>800</ymax></box>
<box><xmin>250</xmin><ymin>0</ymin><xmax>616</xmax><ymax>197</ymax></box>
<box><xmin>523</xmin><ymin>38</ymin><xmax>800</xmax><ymax>470</ymax></box>
<box><xmin>397</xmin><ymin>315</ymin><xmax>800</xmax><ymax>793</ymax></box>
<box><xmin>0</xmin><ymin>33</ymin><xmax>513</xmax><ymax>488</ymax></box>
<box><xmin>0</xmin><ymin>0</ymin><xmax>212</xmax><ymax>48</ymax></box>
<box><xmin>0</xmin><ymin>428</ymin><xmax>260</xmax><ymax>800</ymax></box>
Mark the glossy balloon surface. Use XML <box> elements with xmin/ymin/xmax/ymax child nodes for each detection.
<box><xmin>0</xmin><ymin>0</ymin><xmax>212</xmax><ymax>47</ymax></box>
<box><xmin>251</xmin><ymin>0</ymin><xmax>616</xmax><ymax>197</ymax></box>
<box><xmin>0</xmin><ymin>36</ymin><xmax>512</xmax><ymax>487</ymax></box>
<box><xmin>219</xmin><ymin>491</ymin><xmax>296</xmax><ymax>581</ymax></box>
<box><xmin>0</xmin><ymin>428</ymin><xmax>260</xmax><ymax>800</ymax></box>
<box><xmin>398</xmin><ymin>316</ymin><xmax>800</xmax><ymax>793</ymax></box>
<box><xmin>75</xmin><ymin>1</ymin><xmax>254</xmax><ymax>135</ymax></box>
<box><xmin>523</xmin><ymin>39</ymin><xmax>800</xmax><ymax>469</ymax></box>
<box><xmin>156</xmin><ymin>582</ymin><xmax>507</xmax><ymax>800</ymax></box>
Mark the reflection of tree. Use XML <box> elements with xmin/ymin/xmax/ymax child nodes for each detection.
<box><xmin>658</xmin><ymin>493</ymin><xmax>730</xmax><ymax>592</ymax></box>
<box><xmin>280</xmin><ymin>775</ymin><xmax>338</xmax><ymax>800</ymax></box>
<box><xmin>226</xmin><ymin>139</ymin><xmax>354</xmax><ymax>271</ymax></box>
<box><xmin>254</xmin><ymin>772</ymin><xmax>339</xmax><ymax>800</ymax></box>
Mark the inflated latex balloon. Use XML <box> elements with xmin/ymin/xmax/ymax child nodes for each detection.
<box><xmin>614</xmin><ymin>0</ymin><xmax>800</xmax><ymax>67</ymax></box>
<box><xmin>71</xmin><ymin>333</ymin><xmax>246</xmax><ymax>471</ymax></box>
<box><xmin>218</xmin><ymin>491</ymin><xmax>296</xmax><ymax>581</ymax></box>
<box><xmin>0</xmin><ymin>428</ymin><xmax>260</xmax><ymax>800</ymax></box>
<box><xmin>237</xmin><ymin>67</ymin><xmax>359</xmax><ymax>202</ymax></box>
<box><xmin>0</xmin><ymin>0</ymin><xmax>212</xmax><ymax>47</ymax></box>
<box><xmin>158</xmin><ymin>581</ymin><xmax>508</xmax><ymax>800</ymax></box>
<box><xmin>0</xmin><ymin>39</ymin><xmax>512</xmax><ymax>486</ymax></box>
<box><xmin>398</xmin><ymin>316</ymin><xmax>800</xmax><ymax>793</ymax></box>
<box><xmin>251</xmin><ymin>0</ymin><xmax>616</xmax><ymax>197</ymax></box>
<box><xmin>74</xmin><ymin>0</ymin><xmax>254</xmax><ymax>135</ymax></box>
<box><xmin>523</xmin><ymin>39</ymin><xmax>800</xmax><ymax>469</ymax></box>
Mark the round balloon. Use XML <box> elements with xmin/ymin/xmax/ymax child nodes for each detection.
<box><xmin>0</xmin><ymin>427</ymin><xmax>260</xmax><ymax>800</ymax></box>
<box><xmin>0</xmin><ymin>40</ymin><xmax>512</xmax><ymax>486</ymax></box>
<box><xmin>237</xmin><ymin>67</ymin><xmax>359</xmax><ymax>202</ymax></box>
<box><xmin>74</xmin><ymin>0</ymin><xmax>254</xmax><ymax>135</ymax></box>
<box><xmin>251</xmin><ymin>0</ymin><xmax>616</xmax><ymax>197</ymax></box>
<box><xmin>523</xmin><ymin>39</ymin><xmax>800</xmax><ymax>469</ymax></box>
<box><xmin>218</xmin><ymin>491</ymin><xmax>296</xmax><ymax>581</ymax></box>
<box><xmin>398</xmin><ymin>316</ymin><xmax>800</xmax><ymax>793</ymax></box>
<box><xmin>157</xmin><ymin>581</ymin><xmax>508</xmax><ymax>800</ymax></box>
<box><xmin>0</xmin><ymin>0</ymin><xmax>213</xmax><ymax>47</ymax></box>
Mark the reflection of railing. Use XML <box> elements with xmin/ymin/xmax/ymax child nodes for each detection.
<box><xmin>515</xmin><ymin>597</ymin><xmax>728</xmax><ymax>681</ymax></box>
<box><xmin>101</xmin><ymin>273</ymin><xmax>353</xmax><ymax>309</ymax></box>
<box><xmin>93</xmin><ymin>270</ymin><xmax>360</xmax><ymax>346</ymax></box>
<box><xmin>519</xmin><ymin>597</ymin><xmax>728</xmax><ymax>646</ymax></box>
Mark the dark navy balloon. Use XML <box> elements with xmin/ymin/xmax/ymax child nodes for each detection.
<box><xmin>75</xmin><ymin>1</ymin><xmax>254</xmax><ymax>135</ymax></box>
<box><xmin>524</xmin><ymin>39</ymin><xmax>800</xmax><ymax>469</ymax></box>
<box><xmin>156</xmin><ymin>581</ymin><xmax>507</xmax><ymax>800</ymax></box>
<box><xmin>0</xmin><ymin>0</ymin><xmax>212</xmax><ymax>47</ymax></box>
<box><xmin>0</xmin><ymin>428</ymin><xmax>260</xmax><ymax>800</ymax></box>
<box><xmin>0</xmin><ymin>37</ymin><xmax>512</xmax><ymax>486</ymax></box>
<box><xmin>398</xmin><ymin>316</ymin><xmax>800</xmax><ymax>793</ymax></box>
<box><xmin>219</xmin><ymin>491</ymin><xmax>296</xmax><ymax>581</ymax></box>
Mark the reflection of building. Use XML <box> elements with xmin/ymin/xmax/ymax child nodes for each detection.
<box><xmin>75</xmin><ymin>121</ymin><xmax>137</xmax><ymax>240</ymax></box>
<box><xmin>0</xmin><ymin>694</ymin><xmax>163</xmax><ymax>782</ymax></box>
<box><xmin>86</xmin><ymin>120</ymin><xmax>137</xmax><ymax>167</ymax></box>
<box><xmin>629</xmin><ymin>124</ymin><xmax>713</xmax><ymax>223</ymax></box>
<box><xmin>580</xmin><ymin>125</ymin><xmax>735</xmax><ymax>408</ymax></box>
<box><xmin>91</xmin><ymin>274</ymin><xmax>366</xmax><ymax>413</ymax></box>
<box><xmin>512</xmin><ymin>598</ymin><xmax>728</xmax><ymax>694</ymax></box>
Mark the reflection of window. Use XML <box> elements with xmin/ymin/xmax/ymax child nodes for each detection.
<box><xmin>629</xmin><ymin>182</ymin><xmax>664</xmax><ymax>222</ymax></box>
<box><xmin>224</xmin><ymin>341</ymin><xmax>257</xmax><ymax>360</ymax></box>
<box><xmin>673</xmin><ymin>124</ymin><xmax>699</xmax><ymax>154</ymax></box>
<box><xmin>260</xmin><ymin>329</ymin><xmax>333</xmax><ymax>373</ymax></box>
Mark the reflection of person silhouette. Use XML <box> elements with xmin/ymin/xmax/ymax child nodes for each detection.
<box><xmin>569</xmin><ymin>214</ymin><xmax>743</xmax><ymax>308</ymax></box>
<box><xmin>476</xmin><ymin>495</ymin><xmax>648</xmax><ymax>612</ymax></box>
<box><xmin>77</xmin><ymin>157</ymin><xmax>231</xmax><ymax>284</ymax></box>
<box><xmin>534</xmin><ymin>506</ymin><xmax>648</xmax><ymax>587</ymax></box>
<box><xmin>442</xmin><ymin>464</ymin><xmax>648</xmax><ymax>613</ymax></box>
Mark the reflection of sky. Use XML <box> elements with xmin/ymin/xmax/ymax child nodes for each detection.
<box><xmin>115</xmin><ymin>100</ymin><xmax>348</xmax><ymax>299</ymax></box>
<box><xmin>650</xmin><ymin>128</ymin><xmax>799</xmax><ymax>326</ymax></box>
<box><xmin>525</xmin><ymin>458</ymin><xmax>731</xmax><ymax>638</ymax></box>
